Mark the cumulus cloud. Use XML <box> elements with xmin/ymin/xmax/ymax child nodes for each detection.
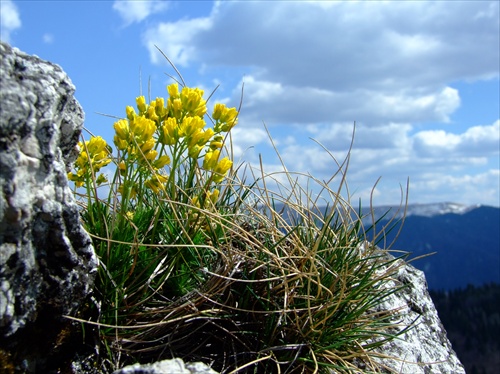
<box><xmin>140</xmin><ymin>1</ymin><xmax>499</xmax><ymax>206</ymax></box>
<box><xmin>144</xmin><ymin>1</ymin><xmax>496</xmax><ymax>127</ymax></box>
<box><xmin>143</xmin><ymin>16</ymin><xmax>212</xmax><ymax>66</ymax></box>
<box><xmin>414</xmin><ymin>120</ymin><xmax>500</xmax><ymax>157</ymax></box>
<box><xmin>410</xmin><ymin>170</ymin><xmax>500</xmax><ymax>206</ymax></box>
<box><xmin>113</xmin><ymin>0</ymin><xmax>168</xmax><ymax>26</ymax></box>
<box><xmin>246</xmin><ymin>118</ymin><xmax>499</xmax><ymax>206</ymax></box>
<box><xmin>146</xmin><ymin>1</ymin><xmax>499</xmax><ymax>85</ymax></box>
<box><xmin>0</xmin><ymin>0</ymin><xmax>21</xmax><ymax>43</ymax></box>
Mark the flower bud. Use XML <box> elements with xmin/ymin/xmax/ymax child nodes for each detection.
<box><xmin>136</xmin><ymin>96</ymin><xmax>147</xmax><ymax>113</ymax></box>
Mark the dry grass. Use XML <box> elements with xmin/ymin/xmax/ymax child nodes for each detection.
<box><xmin>68</xmin><ymin>126</ymin><xmax>411</xmax><ymax>374</ymax></box>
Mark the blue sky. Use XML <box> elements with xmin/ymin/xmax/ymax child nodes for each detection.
<box><xmin>2</xmin><ymin>0</ymin><xmax>499</xmax><ymax>207</ymax></box>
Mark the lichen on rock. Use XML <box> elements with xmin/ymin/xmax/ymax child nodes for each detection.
<box><xmin>0</xmin><ymin>41</ymin><xmax>97</xmax><ymax>370</ymax></box>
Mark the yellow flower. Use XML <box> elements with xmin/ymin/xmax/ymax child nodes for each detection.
<box><xmin>130</xmin><ymin>116</ymin><xmax>156</xmax><ymax>143</ymax></box>
<box><xmin>203</xmin><ymin>149</ymin><xmax>220</xmax><ymax>170</ymax></box>
<box><xmin>191</xmin><ymin>195</ymin><xmax>201</xmax><ymax>209</ymax></box>
<box><xmin>136</xmin><ymin>96</ymin><xmax>147</xmax><ymax>113</ymax></box>
<box><xmin>155</xmin><ymin>173</ymin><xmax>168</xmax><ymax>183</ymax></box>
<box><xmin>118</xmin><ymin>161</ymin><xmax>127</xmax><ymax>176</ymax></box>
<box><xmin>140</xmin><ymin>137</ymin><xmax>155</xmax><ymax>153</ymax></box>
<box><xmin>114</xmin><ymin>136</ymin><xmax>128</xmax><ymax>151</ymax></box>
<box><xmin>159</xmin><ymin>117</ymin><xmax>178</xmax><ymax>145</ymax></box>
<box><xmin>75</xmin><ymin>150</ymin><xmax>88</xmax><ymax>169</ymax></box>
<box><xmin>221</xmin><ymin>106</ymin><xmax>238</xmax><ymax>123</ymax></box>
<box><xmin>180</xmin><ymin>116</ymin><xmax>205</xmax><ymax>137</ymax></box>
<box><xmin>213</xmin><ymin>104</ymin><xmax>238</xmax><ymax>132</ymax></box>
<box><xmin>181</xmin><ymin>86</ymin><xmax>207</xmax><ymax>117</ymax></box>
<box><xmin>207</xmin><ymin>189</ymin><xmax>220</xmax><ymax>205</ymax></box>
<box><xmin>154</xmin><ymin>97</ymin><xmax>167</xmax><ymax>118</ymax></box>
<box><xmin>212</xmin><ymin>103</ymin><xmax>225</xmax><ymax>121</ymax></box>
<box><xmin>167</xmin><ymin>83</ymin><xmax>179</xmax><ymax>98</ymax></box>
<box><xmin>145</xmin><ymin>173</ymin><xmax>168</xmax><ymax>194</ymax></box>
<box><xmin>187</xmin><ymin>128</ymin><xmax>214</xmax><ymax>154</ymax></box>
<box><xmin>170</xmin><ymin>98</ymin><xmax>183</xmax><ymax>120</ymax></box>
<box><xmin>209</xmin><ymin>135</ymin><xmax>224</xmax><ymax>150</ymax></box>
<box><xmin>213</xmin><ymin>157</ymin><xmax>232</xmax><ymax>183</ymax></box>
<box><xmin>87</xmin><ymin>136</ymin><xmax>107</xmax><ymax>155</ymax></box>
<box><xmin>94</xmin><ymin>158</ymin><xmax>111</xmax><ymax>171</ymax></box>
<box><xmin>146</xmin><ymin>105</ymin><xmax>159</xmax><ymax>122</ymax></box>
<box><xmin>68</xmin><ymin>136</ymin><xmax>111</xmax><ymax>188</ymax></box>
<box><xmin>114</xmin><ymin>119</ymin><xmax>129</xmax><ymax>140</ymax></box>
<box><xmin>95</xmin><ymin>173</ymin><xmax>108</xmax><ymax>186</ymax></box>
<box><xmin>153</xmin><ymin>155</ymin><xmax>171</xmax><ymax>169</ymax></box>
<box><xmin>144</xmin><ymin>149</ymin><xmax>158</xmax><ymax>161</ymax></box>
<box><xmin>188</xmin><ymin>144</ymin><xmax>201</xmax><ymax>159</ymax></box>
<box><xmin>126</xmin><ymin>106</ymin><xmax>136</xmax><ymax>121</ymax></box>
<box><xmin>67</xmin><ymin>172</ymin><xmax>84</xmax><ymax>188</ymax></box>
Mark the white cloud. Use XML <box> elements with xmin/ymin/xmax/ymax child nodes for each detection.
<box><xmin>0</xmin><ymin>0</ymin><xmax>21</xmax><ymax>43</ymax></box>
<box><xmin>113</xmin><ymin>0</ymin><xmax>168</xmax><ymax>25</ymax></box>
<box><xmin>146</xmin><ymin>1</ymin><xmax>499</xmax><ymax>85</ymax></box>
<box><xmin>140</xmin><ymin>1</ymin><xmax>499</xmax><ymax>206</ymax></box>
<box><xmin>414</xmin><ymin>120</ymin><xmax>500</xmax><ymax>157</ymax></box>
<box><xmin>230</xmin><ymin>126</ymin><xmax>270</xmax><ymax>161</ymax></box>
<box><xmin>410</xmin><ymin>170</ymin><xmax>500</xmax><ymax>206</ymax></box>
<box><xmin>242</xmin><ymin>119</ymin><xmax>500</xmax><ymax>206</ymax></box>
<box><xmin>142</xmin><ymin>1</ymin><xmax>495</xmax><ymax>126</ymax></box>
<box><xmin>42</xmin><ymin>33</ymin><xmax>54</xmax><ymax>44</ymax></box>
<box><xmin>144</xmin><ymin>16</ymin><xmax>212</xmax><ymax>66</ymax></box>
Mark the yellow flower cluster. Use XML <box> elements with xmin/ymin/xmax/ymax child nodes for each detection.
<box><xmin>191</xmin><ymin>188</ymin><xmax>220</xmax><ymax>209</ymax></box>
<box><xmin>68</xmin><ymin>136</ymin><xmax>111</xmax><ymax>187</ymax></box>
<box><xmin>111</xmin><ymin>83</ymin><xmax>238</xmax><ymax>197</ymax></box>
<box><xmin>68</xmin><ymin>83</ymin><xmax>238</xmax><ymax>210</ymax></box>
<box><xmin>189</xmin><ymin>188</ymin><xmax>220</xmax><ymax>229</ymax></box>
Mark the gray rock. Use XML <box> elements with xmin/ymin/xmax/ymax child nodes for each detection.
<box><xmin>112</xmin><ymin>358</ymin><xmax>218</xmax><ymax>374</ymax></box>
<box><xmin>365</xmin><ymin>254</ymin><xmax>466</xmax><ymax>373</ymax></box>
<box><xmin>0</xmin><ymin>41</ymin><xmax>97</xmax><ymax>364</ymax></box>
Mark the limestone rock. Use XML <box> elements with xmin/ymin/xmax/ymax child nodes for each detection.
<box><xmin>365</xmin><ymin>255</ymin><xmax>466</xmax><ymax>373</ymax></box>
<box><xmin>112</xmin><ymin>358</ymin><xmax>219</xmax><ymax>374</ymax></box>
<box><xmin>0</xmin><ymin>41</ymin><xmax>97</xmax><ymax>367</ymax></box>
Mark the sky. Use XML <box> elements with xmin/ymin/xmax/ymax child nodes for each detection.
<box><xmin>1</xmin><ymin>0</ymin><xmax>499</xmax><ymax>208</ymax></box>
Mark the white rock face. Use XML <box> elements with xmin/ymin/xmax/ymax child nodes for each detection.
<box><xmin>0</xmin><ymin>40</ymin><xmax>97</xmax><ymax>354</ymax></box>
<box><xmin>112</xmin><ymin>358</ymin><xmax>218</xmax><ymax>374</ymax></box>
<box><xmin>367</xmin><ymin>255</ymin><xmax>466</xmax><ymax>373</ymax></box>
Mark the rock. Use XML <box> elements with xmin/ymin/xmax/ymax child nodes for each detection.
<box><xmin>366</xmin><ymin>254</ymin><xmax>466</xmax><ymax>374</ymax></box>
<box><xmin>112</xmin><ymin>358</ymin><xmax>219</xmax><ymax>374</ymax></box>
<box><xmin>0</xmin><ymin>41</ymin><xmax>97</xmax><ymax>369</ymax></box>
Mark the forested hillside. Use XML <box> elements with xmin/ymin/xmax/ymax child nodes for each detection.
<box><xmin>430</xmin><ymin>283</ymin><xmax>500</xmax><ymax>374</ymax></box>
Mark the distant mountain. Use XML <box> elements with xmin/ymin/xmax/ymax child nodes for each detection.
<box><xmin>360</xmin><ymin>201</ymin><xmax>481</xmax><ymax>221</ymax></box>
<box><xmin>266</xmin><ymin>202</ymin><xmax>499</xmax><ymax>290</ymax></box>
<box><xmin>366</xmin><ymin>203</ymin><xmax>500</xmax><ymax>290</ymax></box>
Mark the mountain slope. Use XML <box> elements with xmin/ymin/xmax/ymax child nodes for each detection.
<box><xmin>370</xmin><ymin>204</ymin><xmax>500</xmax><ymax>290</ymax></box>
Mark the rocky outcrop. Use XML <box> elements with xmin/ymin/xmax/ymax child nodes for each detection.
<box><xmin>367</xmin><ymin>255</ymin><xmax>466</xmax><ymax>374</ymax></box>
<box><xmin>112</xmin><ymin>358</ymin><xmax>218</xmax><ymax>374</ymax></box>
<box><xmin>0</xmin><ymin>42</ymin><xmax>97</xmax><ymax>370</ymax></box>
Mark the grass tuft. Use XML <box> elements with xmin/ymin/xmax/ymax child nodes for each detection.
<box><xmin>67</xmin><ymin>53</ymin><xmax>412</xmax><ymax>373</ymax></box>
